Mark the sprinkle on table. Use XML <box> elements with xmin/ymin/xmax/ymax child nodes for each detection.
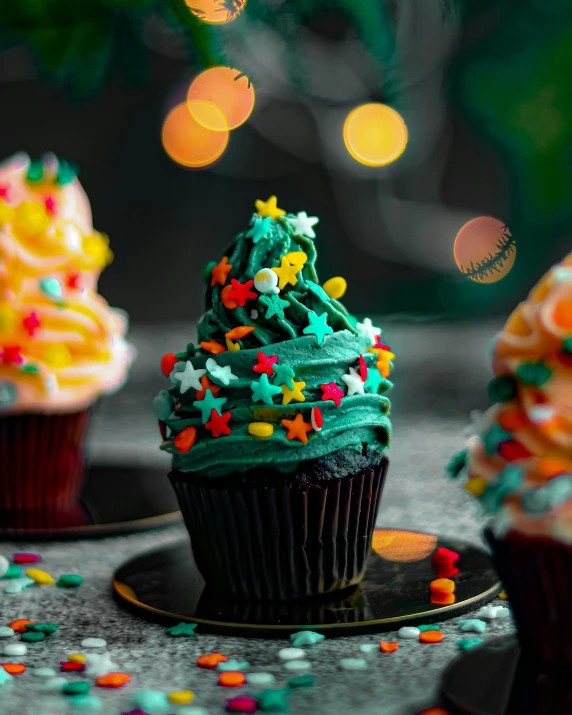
<box><xmin>25</xmin><ymin>623</ymin><xmax>59</xmax><ymax>634</ymax></box>
<box><xmin>379</xmin><ymin>641</ymin><xmax>399</xmax><ymax>653</ymax></box>
<box><xmin>96</xmin><ymin>672</ymin><xmax>132</xmax><ymax>688</ymax></box>
<box><xmin>429</xmin><ymin>578</ymin><xmax>456</xmax><ymax>595</ymax></box>
<box><xmin>280</xmin><ymin>380</ymin><xmax>306</xmax><ymax>405</ymax></box>
<box><xmin>419</xmin><ymin>631</ymin><xmax>444</xmax><ymax>644</ymax></box>
<box><xmin>169</xmin><ymin>690</ymin><xmax>195</xmax><ymax>705</ymax></box>
<box><xmin>288</xmin><ymin>674</ymin><xmax>314</xmax><ymax>688</ymax></box>
<box><xmin>165</xmin><ymin>622</ymin><xmax>198</xmax><ymax>637</ymax></box>
<box><xmin>8</xmin><ymin>619</ymin><xmax>35</xmax><ymax>633</ymax></box>
<box><xmin>218</xmin><ymin>671</ymin><xmax>247</xmax><ymax>688</ymax></box>
<box><xmin>283</xmin><ymin>660</ymin><xmax>311</xmax><ymax>672</ymax></box>
<box><xmin>247</xmin><ymin>673</ymin><xmax>275</xmax><ymax>687</ymax></box>
<box><xmin>458</xmin><ymin>619</ymin><xmax>486</xmax><ymax>634</ymax></box>
<box><xmin>1</xmin><ymin>663</ymin><xmax>25</xmax><ymax>675</ymax></box>
<box><xmin>218</xmin><ymin>659</ymin><xmax>250</xmax><ymax>672</ymax></box>
<box><xmin>281</xmin><ymin>414</ymin><xmax>313</xmax><ymax>444</ymax></box>
<box><xmin>289</xmin><ymin>631</ymin><xmax>324</xmax><ymax>647</ymax></box>
<box><xmin>21</xmin><ymin>631</ymin><xmax>46</xmax><ymax>642</ymax></box>
<box><xmin>61</xmin><ymin>661</ymin><xmax>86</xmax><ymax>673</ymax></box>
<box><xmin>456</xmin><ymin>638</ymin><xmax>484</xmax><ymax>651</ymax></box>
<box><xmin>278</xmin><ymin>648</ymin><xmax>305</xmax><ymax>661</ymax></box>
<box><xmin>338</xmin><ymin>658</ymin><xmax>367</xmax><ymax>671</ymax></box>
<box><xmin>197</xmin><ymin>652</ymin><xmax>228</xmax><ymax>669</ymax></box>
<box><xmin>57</xmin><ymin>574</ymin><xmax>84</xmax><ymax>588</ymax></box>
<box><xmin>13</xmin><ymin>553</ymin><xmax>42</xmax><ymax>565</ymax></box>
<box><xmin>256</xmin><ymin>688</ymin><xmax>291</xmax><ymax>713</ymax></box>
<box><xmin>226</xmin><ymin>694</ymin><xmax>258</xmax><ymax>714</ymax></box>
<box><xmin>0</xmin><ymin>628</ymin><xmax>14</xmax><ymax>639</ymax></box>
<box><xmin>417</xmin><ymin>624</ymin><xmax>441</xmax><ymax>632</ymax></box>
<box><xmin>81</xmin><ymin>638</ymin><xmax>106</xmax><ymax>649</ymax></box>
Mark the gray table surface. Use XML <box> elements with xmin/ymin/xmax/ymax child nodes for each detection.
<box><xmin>0</xmin><ymin>320</ymin><xmax>515</xmax><ymax>715</ymax></box>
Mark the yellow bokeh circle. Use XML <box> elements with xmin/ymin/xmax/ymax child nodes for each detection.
<box><xmin>343</xmin><ymin>103</ymin><xmax>408</xmax><ymax>167</ymax></box>
<box><xmin>187</xmin><ymin>67</ymin><xmax>255</xmax><ymax>132</ymax></box>
<box><xmin>161</xmin><ymin>102</ymin><xmax>229</xmax><ymax>169</ymax></box>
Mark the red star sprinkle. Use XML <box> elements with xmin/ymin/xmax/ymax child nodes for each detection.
<box><xmin>211</xmin><ymin>256</ymin><xmax>232</xmax><ymax>287</ymax></box>
<box><xmin>359</xmin><ymin>354</ymin><xmax>368</xmax><ymax>382</ymax></box>
<box><xmin>44</xmin><ymin>196</ymin><xmax>57</xmax><ymax>215</ymax></box>
<box><xmin>1</xmin><ymin>346</ymin><xmax>23</xmax><ymax>366</ymax></box>
<box><xmin>0</xmin><ymin>185</ymin><xmax>10</xmax><ymax>200</ymax></box>
<box><xmin>498</xmin><ymin>440</ymin><xmax>532</xmax><ymax>462</ymax></box>
<box><xmin>320</xmin><ymin>382</ymin><xmax>344</xmax><ymax>407</ymax></box>
<box><xmin>67</xmin><ymin>273</ymin><xmax>82</xmax><ymax>290</ymax></box>
<box><xmin>22</xmin><ymin>312</ymin><xmax>40</xmax><ymax>336</ymax></box>
<box><xmin>227</xmin><ymin>279</ymin><xmax>257</xmax><ymax>307</ymax></box>
<box><xmin>195</xmin><ymin>375</ymin><xmax>220</xmax><ymax>400</ymax></box>
<box><xmin>160</xmin><ymin>353</ymin><xmax>177</xmax><ymax>377</ymax></box>
<box><xmin>252</xmin><ymin>351</ymin><xmax>278</xmax><ymax>377</ymax></box>
<box><xmin>206</xmin><ymin>409</ymin><xmax>232</xmax><ymax>437</ymax></box>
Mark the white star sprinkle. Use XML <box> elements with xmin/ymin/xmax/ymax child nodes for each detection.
<box><xmin>288</xmin><ymin>212</ymin><xmax>319</xmax><ymax>239</ymax></box>
<box><xmin>206</xmin><ymin>358</ymin><xmax>238</xmax><ymax>386</ymax></box>
<box><xmin>173</xmin><ymin>360</ymin><xmax>207</xmax><ymax>394</ymax></box>
<box><xmin>84</xmin><ymin>652</ymin><xmax>118</xmax><ymax>678</ymax></box>
<box><xmin>356</xmin><ymin>317</ymin><xmax>381</xmax><ymax>345</ymax></box>
<box><xmin>341</xmin><ymin>367</ymin><xmax>365</xmax><ymax>396</ymax></box>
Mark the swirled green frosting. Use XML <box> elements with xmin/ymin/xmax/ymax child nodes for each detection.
<box><xmin>155</xmin><ymin>199</ymin><xmax>394</xmax><ymax>477</ymax></box>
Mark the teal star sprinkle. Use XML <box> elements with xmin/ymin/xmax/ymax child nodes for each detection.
<box><xmin>259</xmin><ymin>294</ymin><xmax>289</xmax><ymax>321</ymax></box>
<box><xmin>251</xmin><ymin>373</ymin><xmax>283</xmax><ymax>405</ymax></box>
<box><xmin>364</xmin><ymin>367</ymin><xmax>390</xmax><ymax>394</ymax></box>
<box><xmin>193</xmin><ymin>389</ymin><xmax>227</xmax><ymax>423</ymax></box>
<box><xmin>272</xmin><ymin>363</ymin><xmax>295</xmax><ymax>390</ymax></box>
<box><xmin>305</xmin><ymin>280</ymin><xmax>330</xmax><ymax>302</ymax></box>
<box><xmin>247</xmin><ymin>216</ymin><xmax>272</xmax><ymax>243</ymax></box>
<box><xmin>290</xmin><ymin>631</ymin><xmax>324</xmax><ymax>647</ymax></box>
<box><xmin>217</xmin><ymin>658</ymin><xmax>249</xmax><ymax>672</ymax></box>
<box><xmin>132</xmin><ymin>689</ymin><xmax>170</xmax><ymax>713</ymax></box>
<box><xmin>482</xmin><ymin>423</ymin><xmax>512</xmax><ymax>455</ymax></box>
<box><xmin>303</xmin><ymin>311</ymin><xmax>333</xmax><ymax>345</ymax></box>
<box><xmin>458</xmin><ymin>619</ymin><xmax>487</xmax><ymax>634</ymax></box>
<box><xmin>255</xmin><ymin>688</ymin><xmax>291</xmax><ymax>713</ymax></box>
<box><xmin>164</xmin><ymin>622</ymin><xmax>198</xmax><ymax>637</ymax></box>
<box><xmin>457</xmin><ymin>638</ymin><xmax>484</xmax><ymax>651</ymax></box>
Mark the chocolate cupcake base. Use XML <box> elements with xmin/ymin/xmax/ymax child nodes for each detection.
<box><xmin>486</xmin><ymin>528</ymin><xmax>572</xmax><ymax>670</ymax></box>
<box><xmin>170</xmin><ymin>455</ymin><xmax>388</xmax><ymax>601</ymax></box>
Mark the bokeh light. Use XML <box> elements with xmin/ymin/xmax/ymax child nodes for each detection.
<box><xmin>161</xmin><ymin>102</ymin><xmax>229</xmax><ymax>169</ymax></box>
<box><xmin>187</xmin><ymin>67</ymin><xmax>255</xmax><ymax>132</ymax></box>
<box><xmin>186</xmin><ymin>0</ymin><xmax>247</xmax><ymax>24</ymax></box>
<box><xmin>343</xmin><ymin>103</ymin><xmax>408</xmax><ymax>166</ymax></box>
<box><xmin>454</xmin><ymin>217</ymin><xmax>516</xmax><ymax>284</ymax></box>
<box><xmin>372</xmin><ymin>530</ymin><xmax>437</xmax><ymax>563</ymax></box>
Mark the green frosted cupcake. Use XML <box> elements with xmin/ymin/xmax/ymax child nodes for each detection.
<box><xmin>154</xmin><ymin>196</ymin><xmax>394</xmax><ymax>601</ymax></box>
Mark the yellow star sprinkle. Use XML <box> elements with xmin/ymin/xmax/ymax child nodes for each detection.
<box><xmin>272</xmin><ymin>256</ymin><xmax>303</xmax><ymax>290</ymax></box>
<box><xmin>226</xmin><ymin>338</ymin><xmax>240</xmax><ymax>352</ymax></box>
<box><xmin>281</xmin><ymin>380</ymin><xmax>306</xmax><ymax>405</ymax></box>
<box><xmin>255</xmin><ymin>196</ymin><xmax>286</xmax><ymax>220</ymax></box>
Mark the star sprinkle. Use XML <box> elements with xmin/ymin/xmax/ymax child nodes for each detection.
<box><xmin>482</xmin><ymin>423</ymin><xmax>512</xmax><ymax>455</ymax></box>
<box><xmin>272</xmin><ymin>363</ymin><xmax>295</xmax><ymax>390</ymax></box>
<box><xmin>259</xmin><ymin>294</ymin><xmax>289</xmax><ymax>321</ymax></box>
<box><xmin>173</xmin><ymin>360</ymin><xmax>207</xmax><ymax>394</ymax></box>
<box><xmin>320</xmin><ymin>382</ymin><xmax>344</xmax><ymax>407</ymax></box>
<box><xmin>364</xmin><ymin>369</ymin><xmax>389</xmax><ymax>394</ymax></box>
<box><xmin>1</xmin><ymin>346</ymin><xmax>23</xmax><ymax>366</ymax></box>
<box><xmin>228</xmin><ymin>279</ymin><xmax>257</xmax><ymax>307</ymax></box>
<box><xmin>84</xmin><ymin>652</ymin><xmax>118</xmax><ymax>678</ymax></box>
<box><xmin>211</xmin><ymin>256</ymin><xmax>232</xmax><ymax>287</ymax></box>
<box><xmin>195</xmin><ymin>375</ymin><xmax>220</xmax><ymax>400</ymax></box>
<box><xmin>281</xmin><ymin>380</ymin><xmax>306</xmax><ymax>405</ymax></box>
<box><xmin>282</xmin><ymin>414</ymin><xmax>312</xmax><ymax>444</ymax></box>
<box><xmin>251</xmin><ymin>374</ymin><xmax>283</xmax><ymax>405</ymax></box>
<box><xmin>206</xmin><ymin>409</ymin><xmax>232</xmax><ymax>437</ymax></box>
<box><xmin>197</xmin><ymin>652</ymin><xmax>228</xmax><ymax>669</ymax></box>
<box><xmin>255</xmin><ymin>196</ymin><xmax>285</xmax><ymax>220</ymax></box>
<box><xmin>253</xmin><ymin>351</ymin><xmax>278</xmax><ymax>377</ymax></box>
<box><xmin>22</xmin><ymin>312</ymin><xmax>40</xmax><ymax>336</ymax></box>
<box><xmin>165</xmin><ymin>622</ymin><xmax>198</xmax><ymax>637</ymax></box>
<box><xmin>131</xmin><ymin>689</ymin><xmax>170</xmax><ymax>713</ymax></box>
<box><xmin>303</xmin><ymin>311</ymin><xmax>333</xmax><ymax>345</ymax></box>
<box><xmin>476</xmin><ymin>605</ymin><xmax>510</xmax><ymax>620</ymax></box>
<box><xmin>218</xmin><ymin>659</ymin><xmax>249</xmax><ymax>672</ymax></box>
<box><xmin>255</xmin><ymin>688</ymin><xmax>291</xmax><ymax>713</ymax></box>
<box><xmin>458</xmin><ymin>619</ymin><xmax>486</xmax><ymax>634</ymax></box>
<box><xmin>290</xmin><ymin>631</ymin><xmax>325</xmax><ymax>647</ymax></box>
<box><xmin>247</xmin><ymin>216</ymin><xmax>272</xmax><ymax>243</ymax></box>
<box><xmin>272</xmin><ymin>257</ymin><xmax>303</xmax><ymax>290</ymax></box>
<box><xmin>341</xmin><ymin>367</ymin><xmax>365</xmax><ymax>395</ymax></box>
<box><xmin>288</xmin><ymin>212</ymin><xmax>319</xmax><ymax>239</ymax></box>
<box><xmin>206</xmin><ymin>358</ymin><xmax>238</xmax><ymax>386</ymax></box>
<box><xmin>457</xmin><ymin>638</ymin><xmax>484</xmax><ymax>651</ymax></box>
<box><xmin>356</xmin><ymin>317</ymin><xmax>381</xmax><ymax>345</ymax></box>
<box><xmin>193</xmin><ymin>389</ymin><xmax>227</xmax><ymax>422</ymax></box>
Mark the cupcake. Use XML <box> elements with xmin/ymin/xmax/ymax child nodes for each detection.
<box><xmin>155</xmin><ymin>196</ymin><xmax>394</xmax><ymax>601</ymax></box>
<box><xmin>0</xmin><ymin>154</ymin><xmax>134</xmax><ymax>529</ymax></box>
<box><xmin>449</xmin><ymin>251</ymin><xmax>572</xmax><ymax>668</ymax></box>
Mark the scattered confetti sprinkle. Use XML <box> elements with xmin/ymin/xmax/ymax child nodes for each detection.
<box><xmin>63</xmin><ymin>681</ymin><xmax>91</xmax><ymax>696</ymax></box>
<box><xmin>165</xmin><ymin>622</ymin><xmax>198</xmax><ymax>637</ymax></box>
<box><xmin>458</xmin><ymin>619</ymin><xmax>486</xmax><ymax>634</ymax></box>
<box><xmin>26</xmin><ymin>568</ymin><xmax>54</xmax><ymax>585</ymax></box>
<box><xmin>13</xmin><ymin>553</ymin><xmax>41</xmax><ymax>564</ymax></box>
<box><xmin>61</xmin><ymin>661</ymin><xmax>86</xmax><ymax>673</ymax></box>
<box><xmin>398</xmin><ymin>627</ymin><xmax>420</xmax><ymax>639</ymax></box>
<box><xmin>338</xmin><ymin>658</ymin><xmax>367</xmax><ymax>670</ymax></box>
<box><xmin>226</xmin><ymin>695</ymin><xmax>258</xmax><ymax>713</ymax></box>
<box><xmin>476</xmin><ymin>605</ymin><xmax>510</xmax><ymax>620</ymax></box>
<box><xmin>70</xmin><ymin>695</ymin><xmax>103</xmax><ymax>711</ymax></box>
<box><xmin>132</xmin><ymin>689</ymin><xmax>170</xmax><ymax>713</ymax></box>
<box><xmin>289</xmin><ymin>631</ymin><xmax>324</xmax><ymax>647</ymax></box>
<box><xmin>283</xmin><ymin>660</ymin><xmax>311</xmax><ymax>672</ymax></box>
<box><xmin>287</xmin><ymin>674</ymin><xmax>314</xmax><ymax>688</ymax></box>
<box><xmin>0</xmin><ymin>556</ymin><xmax>8</xmax><ymax>578</ymax></box>
<box><xmin>169</xmin><ymin>690</ymin><xmax>194</xmax><ymax>705</ymax></box>
<box><xmin>31</xmin><ymin>667</ymin><xmax>57</xmax><ymax>677</ymax></box>
<box><xmin>218</xmin><ymin>659</ymin><xmax>249</xmax><ymax>672</ymax></box>
<box><xmin>417</xmin><ymin>625</ymin><xmax>441</xmax><ymax>632</ymax></box>
<box><xmin>0</xmin><ymin>627</ymin><xmax>14</xmax><ymax>639</ymax></box>
<box><xmin>219</xmin><ymin>671</ymin><xmax>247</xmax><ymax>688</ymax></box>
<box><xmin>255</xmin><ymin>688</ymin><xmax>291</xmax><ymax>713</ymax></box>
<box><xmin>277</xmin><ymin>648</ymin><xmax>305</xmax><ymax>661</ymax></box>
<box><xmin>96</xmin><ymin>672</ymin><xmax>131</xmax><ymax>688</ymax></box>
<box><xmin>359</xmin><ymin>644</ymin><xmax>378</xmax><ymax>653</ymax></box>
<box><xmin>197</xmin><ymin>652</ymin><xmax>228</xmax><ymax>669</ymax></box>
<box><xmin>456</xmin><ymin>638</ymin><xmax>484</xmax><ymax>651</ymax></box>
<box><xmin>57</xmin><ymin>574</ymin><xmax>84</xmax><ymax>588</ymax></box>
<box><xmin>499</xmin><ymin>592</ymin><xmax>509</xmax><ymax>600</ymax></box>
<box><xmin>429</xmin><ymin>578</ymin><xmax>456</xmax><ymax>595</ymax></box>
<box><xmin>3</xmin><ymin>564</ymin><xmax>22</xmax><ymax>579</ymax></box>
<box><xmin>0</xmin><ymin>669</ymin><xmax>13</xmax><ymax>687</ymax></box>
<box><xmin>8</xmin><ymin>619</ymin><xmax>35</xmax><ymax>633</ymax></box>
<box><xmin>81</xmin><ymin>638</ymin><xmax>106</xmax><ymax>649</ymax></box>
<box><xmin>3</xmin><ymin>643</ymin><xmax>26</xmax><ymax>656</ymax></box>
<box><xmin>85</xmin><ymin>652</ymin><xmax>118</xmax><ymax>677</ymax></box>
<box><xmin>21</xmin><ymin>631</ymin><xmax>46</xmax><ymax>642</ymax></box>
<box><xmin>416</xmin><ymin>709</ymin><xmax>452</xmax><ymax>715</ymax></box>
<box><xmin>379</xmin><ymin>641</ymin><xmax>399</xmax><ymax>653</ymax></box>
<box><xmin>419</xmin><ymin>631</ymin><xmax>444</xmax><ymax>644</ymax></box>
<box><xmin>247</xmin><ymin>673</ymin><xmax>275</xmax><ymax>688</ymax></box>
<box><xmin>1</xmin><ymin>663</ymin><xmax>25</xmax><ymax>675</ymax></box>
<box><xmin>3</xmin><ymin>577</ymin><xmax>34</xmax><ymax>594</ymax></box>
<box><xmin>68</xmin><ymin>654</ymin><xmax>86</xmax><ymax>663</ymax></box>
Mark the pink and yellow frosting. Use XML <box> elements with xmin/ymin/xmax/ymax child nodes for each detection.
<box><xmin>456</xmin><ymin>252</ymin><xmax>572</xmax><ymax>542</ymax></box>
<box><xmin>0</xmin><ymin>154</ymin><xmax>134</xmax><ymax>414</ymax></box>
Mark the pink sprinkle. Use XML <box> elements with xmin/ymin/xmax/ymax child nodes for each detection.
<box><xmin>226</xmin><ymin>695</ymin><xmax>259</xmax><ymax>713</ymax></box>
<box><xmin>44</xmin><ymin>196</ymin><xmax>57</xmax><ymax>214</ymax></box>
<box><xmin>13</xmin><ymin>553</ymin><xmax>41</xmax><ymax>564</ymax></box>
<box><xmin>0</xmin><ymin>185</ymin><xmax>10</xmax><ymax>200</ymax></box>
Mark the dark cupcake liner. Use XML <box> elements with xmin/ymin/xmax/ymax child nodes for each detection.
<box><xmin>170</xmin><ymin>456</ymin><xmax>388</xmax><ymax>601</ymax></box>
<box><xmin>0</xmin><ymin>410</ymin><xmax>92</xmax><ymax>530</ymax></box>
<box><xmin>486</xmin><ymin>527</ymin><xmax>572</xmax><ymax>670</ymax></box>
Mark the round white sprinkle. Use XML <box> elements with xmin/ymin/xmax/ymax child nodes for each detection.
<box><xmin>247</xmin><ymin>672</ymin><xmax>275</xmax><ymax>687</ymax></box>
<box><xmin>0</xmin><ymin>627</ymin><xmax>14</xmax><ymax>639</ymax></box>
<box><xmin>179</xmin><ymin>708</ymin><xmax>210</xmax><ymax>715</ymax></box>
<box><xmin>81</xmin><ymin>638</ymin><xmax>106</xmax><ymax>648</ymax></box>
<box><xmin>278</xmin><ymin>647</ymin><xmax>305</xmax><ymax>661</ymax></box>
<box><xmin>3</xmin><ymin>643</ymin><xmax>27</xmax><ymax>656</ymax></box>
<box><xmin>398</xmin><ymin>626</ymin><xmax>420</xmax><ymax>639</ymax></box>
<box><xmin>283</xmin><ymin>660</ymin><xmax>311</xmax><ymax>671</ymax></box>
<box><xmin>0</xmin><ymin>555</ymin><xmax>9</xmax><ymax>578</ymax></box>
<box><xmin>39</xmin><ymin>676</ymin><xmax>66</xmax><ymax>692</ymax></box>
<box><xmin>359</xmin><ymin>644</ymin><xmax>378</xmax><ymax>653</ymax></box>
<box><xmin>30</xmin><ymin>667</ymin><xmax>57</xmax><ymax>677</ymax></box>
<box><xmin>339</xmin><ymin>658</ymin><xmax>367</xmax><ymax>670</ymax></box>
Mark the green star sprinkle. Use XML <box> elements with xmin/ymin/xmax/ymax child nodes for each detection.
<box><xmin>456</xmin><ymin>638</ymin><xmax>484</xmax><ymax>651</ymax></box>
<box><xmin>193</xmin><ymin>389</ymin><xmax>227</xmax><ymax>423</ymax></box>
<box><xmin>458</xmin><ymin>619</ymin><xmax>486</xmax><ymax>634</ymax></box>
<box><xmin>305</xmin><ymin>280</ymin><xmax>330</xmax><ymax>302</ymax></box>
<box><xmin>483</xmin><ymin>423</ymin><xmax>512</xmax><ymax>455</ymax></box>
<box><xmin>259</xmin><ymin>294</ymin><xmax>289</xmax><ymax>321</ymax></box>
<box><xmin>26</xmin><ymin>159</ymin><xmax>44</xmax><ymax>183</ymax></box>
<box><xmin>132</xmin><ymin>689</ymin><xmax>170</xmax><ymax>713</ymax></box>
<box><xmin>303</xmin><ymin>311</ymin><xmax>333</xmax><ymax>345</ymax></box>
<box><xmin>272</xmin><ymin>363</ymin><xmax>295</xmax><ymax>391</ymax></box>
<box><xmin>251</xmin><ymin>373</ymin><xmax>283</xmax><ymax>405</ymax></box>
<box><xmin>287</xmin><ymin>674</ymin><xmax>314</xmax><ymax>688</ymax></box>
<box><xmin>165</xmin><ymin>622</ymin><xmax>198</xmax><ymax>637</ymax></box>
<box><xmin>247</xmin><ymin>216</ymin><xmax>272</xmax><ymax>243</ymax></box>
<box><xmin>289</xmin><ymin>631</ymin><xmax>324</xmax><ymax>647</ymax></box>
<box><xmin>488</xmin><ymin>375</ymin><xmax>517</xmax><ymax>402</ymax></box>
<box><xmin>364</xmin><ymin>368</ymin><xmax>391</xmax><ymax>394</ymax></box>
<box><xmin>218</xmin><ymin>658</ymin><xmax>249</xmax><ymax>672</ymax></box>
<box><xmin>516</xmin><ymin>361</ymin><xmax>552</xmax><ymax>387</ymax></box>
<box><xmin>255</xmin><ymin>688</ymin><xmax>291</xmax><ymax>713</ymax></box>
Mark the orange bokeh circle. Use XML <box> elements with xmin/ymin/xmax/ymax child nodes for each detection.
<box><xmin>343</xmin><ymin>103</ymin><xmax>408</xmax><ymax>167</ymax></box>
<box><xmin>185</xmin><ymin>0</ymin><xmax>247</xmax><ymax>24</ymax></box>
<box><xmin>161</xmin><ymin>102</ymin><xmax>229</xmax><ymax>169</ymax></box>
<box><xmin>187</xmin><ymin>67</ymin><xmax>255</xmax><ymax>132</ymax></box>
<box><xmin>372</xmin><ymin>530</ymin><xmax>438</xmax><ymax>563</ymax></box>
<box><xmin>454</xmin><ymin>217</ymin><xmax>516</xmax><ymax>284</ymax></box>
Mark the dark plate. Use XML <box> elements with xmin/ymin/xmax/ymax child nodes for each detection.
<box><xmin>0</xmin><ymin>464</ymin><xmax>181</xmax><ymax>540</ymax></box>
<box><xmin>113</xmin><ymin>528</ymin><xmax>500</xmax><ymax>636</ymax></box>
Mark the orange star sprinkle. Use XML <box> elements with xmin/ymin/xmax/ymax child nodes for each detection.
<box><xmin>211</xmin><ymin>256</ymin><xmax>232</xmax><ymax>287</ymax></box>
<box><xmin>200</xmin><ymin>340</ymin><xmax>226</xmax><ymax>354</ymax></box>
<box><xmin>281</xmin><ymin>413</ymin><xmax>313</xmax><ymax>444</ymax></box>
<box><xmin>218</xmin><ymin>671</ymin><xmax>246</xmax><ymax>688</ymax></box>
<box><xmin>96</xmin><ymin>672</ymin><xmax>132</xmax><ymax>688</ymax></box>
<box><xmin>197</xmin><ymin>652</ymin><xmax>228</xmax><ymax>669</ymax></box>
<box><xmin>225</xmin><ymin>326</ymin><xmax>255</xmax><ymax>340</ymax></box>
<box><xmin>1</xmin><ymin>663</ymin><xmax>25</xmax><ymax>675</ymax></box>
<box><xmin>379</xmin><ymin>641</ymin><xmax>398</xmax><ymax>653</ymax></box>
<box><xmin>195</xmin><ymin>375</ymin><xmax>220</xmax><ymax>400</ymax></box>
<box><xmin>174</xmin><ymin>426</ymin><xmax>197</xmax><ymax>454</ymax></box>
